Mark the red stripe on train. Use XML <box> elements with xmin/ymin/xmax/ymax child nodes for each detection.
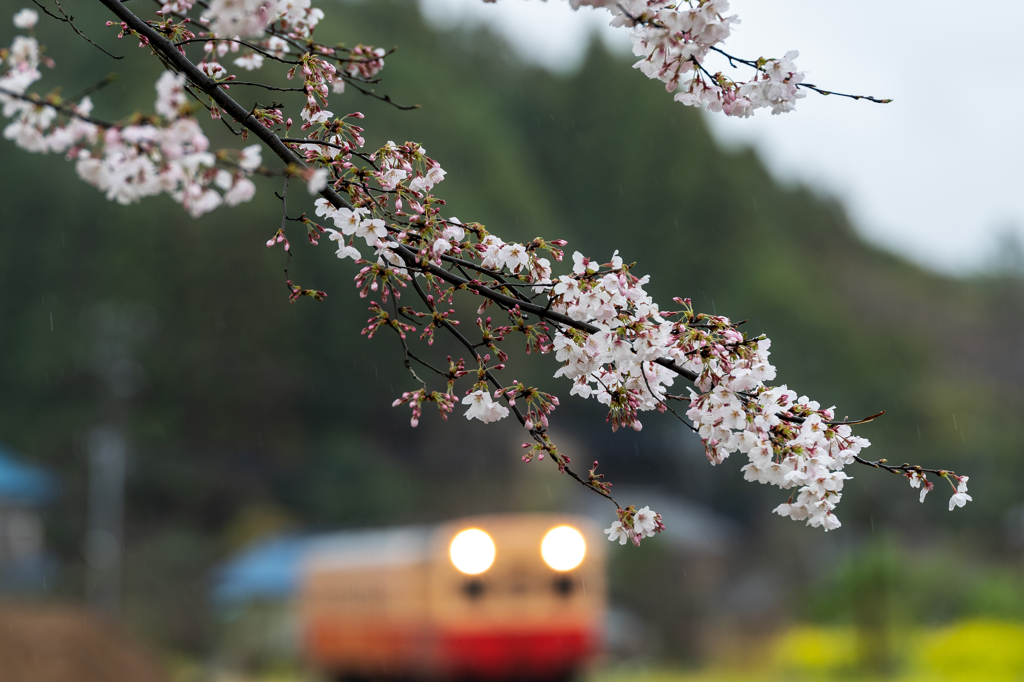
<box><xmin>438</xmin><ymin>628</ymin><xmax>596</xmax><ymax>678</ymax></box>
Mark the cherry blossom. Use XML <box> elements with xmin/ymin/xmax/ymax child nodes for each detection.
<box><xmin>12</xmin><ymin>8</ymin><xmax>37</xmax><ymax>29</ymax></box>
<box><xmin>233</xmin><ymin>53</ymin><xmax>264</xmax><ymax>71</ymax></box>
<box><xmin>605</xmin><ymin>505</ymin><xmax>665</xmax><ymax>546</ymax></box>
<box><xmin>604</xmin><ymin>520</ymin><xmax>628</xmax><ymax>545</ymax></box>
<box><xmin>462</xmin><ymin>390</ymin><xmax>510</xmax><ymax>423</ymax></box>
<box><xmin>306</xmin><ymin>168</ymin><xmax>328</xmax><ymax>194</ymax></box>
<box><xmin>949</xmin><ymin>476</ymin><xmax>972</xmax><ymax>511</ymax></box>
<box><xmin>198</xmin><ymin>0</ymin><xmax>323</xmax><ymax>39</ymax></box>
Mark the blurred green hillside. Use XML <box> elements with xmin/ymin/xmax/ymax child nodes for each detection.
<box><xmin>0</xmin><ymin>0</ymin><xmax>1021</xmax><ymax>659</ymax></box>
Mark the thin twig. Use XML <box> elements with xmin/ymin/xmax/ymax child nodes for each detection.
<box><xmin>639</xmin><ymin>360</ymin><xmax>698</xmax><ymax>433</ymax></box>
<box><xmin>228</xmin><ymin>81</ymin><xmax>305</xmax><ymax>93</ymax></box>
<box><xmin>66</xmin><ymin>73</ymin><xmax>118</xmax><ymax>103</ymax></box>
<box><xmin>852</xmin><ymin>455</ymin><xmax>957</xmax><ymax>480</ymax></box>
<box><xmin>32</xmin><ymin>0</ymin><xmax>123</xmax><ymax>59</ymax></box>
<box><xmin>345</xmin><ymin>79</ymin><xmax>420</xmax><ymax>111</ymax></box>
<box><xmin>708</xmin><ymin>46</ymin><xmax>892</xmax><ymax>104</ymax></box>
<box><xmin>0</xmin><ymin>87</ymin><xmax>113</xmax><ymax>128</ymax></box>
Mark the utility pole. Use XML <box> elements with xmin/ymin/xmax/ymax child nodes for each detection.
<box><xmin>86</xmin><ymin>426</ymin><xmax>126</xmax><ymax>617</ymax></box>
<box><xmin>83</xmin><ymin>302</ymin><xmax>151</xmax><ymax>619</ymax></box>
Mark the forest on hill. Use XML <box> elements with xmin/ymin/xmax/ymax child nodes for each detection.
<box><xmin>0</xmin><ymin>0</ymin><xmax>1020</xmax><ymax>657</ymax></box>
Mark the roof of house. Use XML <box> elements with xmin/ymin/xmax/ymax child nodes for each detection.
<box><xmin>0</xmin><ymin>444</ymin><xmax>55</xmax><ymax>506</ymax></box>
<box><xmin>211</xmin><ymin>527</ymin><xmax>431</xmax><ymax>605</ymax></box>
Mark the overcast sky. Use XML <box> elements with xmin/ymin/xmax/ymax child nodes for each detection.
<box><xmin>419</xmin><ymin>0</ymin><xmax>1024</xmax><ymax>276</ymax></box>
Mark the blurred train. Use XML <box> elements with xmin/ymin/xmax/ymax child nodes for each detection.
<box><xmin>300</xmin><ymin>514</ymin><xmax>606</xmax><ymax>681</ymax></box>
<box><xmin>213</xmin><ymin>513</ymin><xmax>606</xmax><ymax>681</ymax></box>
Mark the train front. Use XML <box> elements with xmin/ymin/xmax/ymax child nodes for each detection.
<box><xmin>429</xmin><ymin>514</ymin><xmax>606</xmax><ymax>681</ymax></box>
<box><xmin>300</xmin><ymin>513</ymin><xmax>606</xmax><ymax>682</ymax></box>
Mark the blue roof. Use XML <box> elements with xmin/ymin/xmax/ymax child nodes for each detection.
<box><xmin>212</xmin><ymin>535</ymin><xmax>317</xmax><ymax>604</ymax></box>
<box><xmin>0</xmin><ymin>444</ymin><xmax>55</xmax><ymax>505</ymax></box>
<box><xmin>212</xmin><ymin>527</ymin><xmax>431</xmax><ymax>605</ymax></box>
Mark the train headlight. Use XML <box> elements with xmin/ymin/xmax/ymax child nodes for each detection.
<box><xmin>450</xmin><ymin>529</ymin><xmax>496</xmax><ymax>574</ymax></box>
<box><xmin>541</xmin><ymin>526</ymin><xmax>586</xmax><ymax>571</ymax></box>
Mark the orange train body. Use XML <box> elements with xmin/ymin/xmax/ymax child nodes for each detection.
<box><xmin>299</xmin><ymin>514</ymin><xmax>606</xmax><ymax>681</ymax></box>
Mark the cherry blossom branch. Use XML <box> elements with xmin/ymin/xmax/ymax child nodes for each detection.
<box><xmin>2</xmin><ymin>0</ymin><xmax>971</xmax><ymax>542</ymax></box>
<box><xmin>96</xmin><ymin>0</ymin><xmax>358</xmax><ymax>213</ymax></box>
<box><xmin>393</xmin><ymin>243</ymin><xmax>702</xmax><ymax>380</ymax></box>
<box><xmin>708</xmin><ymin>46</ymin><xmax>893</xmax><ymax>105</ymax></box>
<box><xmin>604</xmin><ymin>0</ymin><xmax>890</xmax><ymax>116</ymax></box>
<box><xmin>851</xmin><ymin>455</ymin><xmax>971</xmax><ymax>510</ymax></box>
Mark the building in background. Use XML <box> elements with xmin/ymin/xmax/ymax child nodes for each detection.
<box><xmin>0</xmin><ymin>443</ymin><xmax>56</xmax><ymax>593</ymax></box>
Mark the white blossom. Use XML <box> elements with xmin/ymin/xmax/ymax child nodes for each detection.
<box><xmin>461</xmin><ymin>390</ymin><xmax>509</xmax><ymax>423</ymax></box>
<box><xmin>223</xmin><ymin>177</ymin><xmax>256</xmax><ymax>206</ymax></box>
<box><xmin>238</xmin><ymin>144</ymin><xmax>262</xmax><ymax>172</ymax></box>
<box><xmin>155</xmin><ymin>71</ymin><xmax>188</xmax><ymax>121</ymax></box>
<box><xmin>356</xmin><ymin>218</ymin><xmax>388</xmax><ymax>246</ymax></box>
<box><xmin>633</xmin><ymin>506</ymin><xmax>659</xmax><ymax>537</ymax></box>
<box><xmin>12</xmin><ymin>8</ymin><xmax>38</xmax><ymax>29</ymax></box>
<box><xmin>306</xmin><ymin>168</ymin><xmax>328</xmax><ymax>194</ymax></box>
<box><xmin>233</xmin><ymin>53</ymin><xmax>264</xmax><ymax>71</ymax></box>
<box><xmin>949</xmin><ymin>492</ymin><xmax>972</xmax><ymax>511</ymax></box>
<box><xmin>499</xmin><ymin>242</ymin><xmax>530</xmax><ymax>274</ymax></box>
<box><xmin>325</xmin><ymin>229</ymin><xmax>361</xmax><ymax>261</ymax></box>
